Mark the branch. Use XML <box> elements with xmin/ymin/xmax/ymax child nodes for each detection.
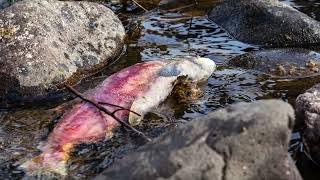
<box><xmin>97</xmin><ymin>101</ymin><xmax>142</xmax><ymax>117</ymax></box>
<box><xmin>132</xmin><ymin>0</ymin><xmax>148</xmax><ymax>12</ymax></box>
<box><xmin>65</xmin><ymin>84</ymin><xmax>152</xmax><ymax>142</ymax></box>
<box><xmin>188</xmin><ymin>0</ymin><xmax>198</xmax><ymax>34</ymax></box>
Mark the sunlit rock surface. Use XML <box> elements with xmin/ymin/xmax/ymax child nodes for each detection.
<box><xmin>0</xmin><ymin>0</ymin><xmax>125</xmax><ymax>108</ymax></box>
<box><xmin>209</xmin><ymin>0</ymin><xmax>320</xmax><ymax>47</ymax></box>
<box><xmin>95</xmin><ymin>100</ymin><xmax>302</xmax><ymax>180</ymax></box>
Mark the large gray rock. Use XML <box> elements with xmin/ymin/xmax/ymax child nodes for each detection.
<box><xmin>296</xmin><ymin>84</ymin><xmax>320</xmax><ymax>164</ymax></box>
<box><xmin>95</xmin><ymin>100</ymin><xmax>302</xmax><ymax>180</ymax></box>
<box><xmin>0</xmin><ymin>0</ymin><xmax>125</xmax><ymax>107</ymax></box>
<box><xmin>228</xmin><ymin>48</ymin><xmax>320</xmax><ymax>77</ymax></box>
<box><xmin>209</xmin><ymin>0</ymin><xmax>320</xmax><ymax>47</ymax></box>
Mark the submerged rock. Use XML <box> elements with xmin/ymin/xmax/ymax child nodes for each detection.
<box><xmin>296</xmin><ymin>84</ymin><xmax>320</xmax><ymax>167</ymax></box>
<box><xmin>0</xmin><ymin>0</ymin><xmax>125</xmax><ymax>108</ymax></box>
<box><xmin>209</xmin><ymin>0</ymin><xmax>320</xmax><ymax>47</ymax></box>
<box><xmin>228</xmin><ymin>48</ymin><xmax>320</xmax><ymax>78</ymax></box>
<box><xmin>95</xmin><ymin>100</ymin><xmax>301</xmax><ymax>180</ymax></box>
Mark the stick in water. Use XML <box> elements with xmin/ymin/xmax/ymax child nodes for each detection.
<box><xmin>132</xmin><ymin>0</ymin><xmax>148</xmax><ymax>12</ymax></box>
<box><xmin>65</xmin><ymin>84</ymin><xmax>152</xmax><ymax>142</ymax></box>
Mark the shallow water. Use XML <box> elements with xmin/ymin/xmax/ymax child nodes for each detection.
<box><xmin>1</xmin><ymin>0</ymin><xmax>320</xmax><ymax>179</ymax></box>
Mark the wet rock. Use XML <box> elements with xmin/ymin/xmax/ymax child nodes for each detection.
<box><xmin>0</xmin><ymin>0</ymin><xmax>9</xmax><ymax>9</ymax></box>
<box><xmin>0</xmin><ymin>0</ymin><xmax>125</xmax><ymax>108</ymax></box>
<box><xmin>208</xmin><ymin>0</ymin><xmax>320</xmax><ymax>47</ymax></box>
<box><xmin>95</xmin><ymin>100</ymin><xmax>301</xmax><ymax>180</ymax></box>
<box><xmin>228</xmin><ymin>48</ymin><xmax>320</xmax><ymax>78</ymax></box>
<box><xmin>296</xmin><ymin>84</ymin><xmax>320</xmax><ymax>166</ymax></box>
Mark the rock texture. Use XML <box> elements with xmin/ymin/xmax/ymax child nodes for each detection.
<box><xmin>95</xmin><ymin>100</ymin><xmax>302</xmax><ymax>180</ymax></box>
<box><xmin>209</xmin><ymin>0</ymin><xmax>320</xmax><ymax>47</ymax></box>
<box><xmin>228</xmin><ymin>48</ymin><xmax>320</xmax><ymax>77</ymax></box>
<box><xmin>0</xmin><ymin>0</ymin><xmax>125</xmax><ymax>107</ymax></box>
<box><xmin>296</xmin><ymin>84</ymin><xmax>320</xmax><ymax>165</ymax></box>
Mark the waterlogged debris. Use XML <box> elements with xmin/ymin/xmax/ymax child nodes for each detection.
<box><xmin>21</xmin><ymin>57</ymin><xmax>216</xmax><ymax>176</ymax></box>
<box><xmin>228</xmin><ymin>48</ymin><xmax>320</xmax><ymax>78</ymax></box>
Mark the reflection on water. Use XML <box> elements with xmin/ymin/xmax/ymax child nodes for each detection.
<box><xmin>139</xmin><ymin>11</ymin><xmax>254</xmax><ymax>62</ymax></box>
<box><xmin>1</xmin><ymin>0</ymin><xmax>320</xmax><ymax>178</ymax></box>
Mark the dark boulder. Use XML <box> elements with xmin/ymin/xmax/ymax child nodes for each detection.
<box><xmin>209</xmin><ymin>0</ymin><xmax>320</xmax><ymax>47</ymax></box>
<box><xmin>95</xmin><ymin>100</ymin><xmax>301</xmax><ymax>180</ymax></box>
<box><xmin>0</xmin><ymin>0</ymin><xmax>125</xmax><ymax>108</ymax></box>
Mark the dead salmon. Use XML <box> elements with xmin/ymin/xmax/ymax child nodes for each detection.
<box><xmin>21</xmin><ymin>57</ymin><xmax>216</xmax><ymax>175</ymax></box>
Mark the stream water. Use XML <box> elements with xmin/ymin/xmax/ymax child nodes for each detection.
<box><xmin>1</xmin><ymin>0</ymin><xmax>320</xmax><ymax>179</ymax></box>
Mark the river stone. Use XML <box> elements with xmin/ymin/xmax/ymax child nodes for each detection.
<box><xmin>0</xmin><ymin>0</ymin><xmax>125</xmax><ymax>108</ymax></box>
<box><xmin>296</xmin><ymin>84</ymin><xmax>320</xmax><ymax>165</ymax></box>
<box><xmin>95</xmin><ymin>100</ymin><xmax>302</xmax><ymax>180</ymax></box>
<box><xmin>208</xmin><ymin>0</ymin><xmax>320</xmax><ymax>47</ymax></box>
<box><xmin>228</xmin><ymin>48</ymin><xmax>320</xmax><ymax>78</ymax></box>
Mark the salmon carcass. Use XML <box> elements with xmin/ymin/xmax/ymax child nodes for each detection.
<box><xmin>21</xmin><ymin>57</ymin><xmax>216</xmax><ymax>175</ymax></box>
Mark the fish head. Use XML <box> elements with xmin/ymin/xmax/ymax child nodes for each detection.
<box><xmin>187</xmin><ymin>56</ymin><xmax>216</xmax><ymax>81</ymax></box>
<box><xmin>129</xmin><ymin>57</ymin><xmax>216</xmax><ymax>125</ymax></box>
<box><xmin>159</xmin><ymin>56</ymin><xmax>216</xmax><ymax>81</ymax></box>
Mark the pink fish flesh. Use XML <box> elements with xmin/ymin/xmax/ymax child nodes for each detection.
<box><xmin>21</xmin><ymin>61</ymin><xmax>167</xmax><ymax>175</ymax></box>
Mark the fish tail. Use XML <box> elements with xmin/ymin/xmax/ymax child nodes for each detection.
<box><xmin>21</xmin><ymin>143</ymin><xmax>73</xmax><ymax>176</ymax></box>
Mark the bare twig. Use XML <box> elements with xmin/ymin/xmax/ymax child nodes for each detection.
<box><xmin>97</xmin><ymin>101</ymin><xmax>142</xmax><ymax>117</ymax></box>
<box><xmin>65</xmin><ymin>84</ymin><xmax>151</xmax><ymax>142</ymax></box>
<box><xmin>132</xmin><ymin>0</ymin><xmax>148</xmax><ymax>12</ymax></box>
<box><xmin>167</xmin><ymin>4</ymin><xmax>194</xmax><ymax>13</ymax></box>
<box><xmin>188</xmin><ymin>0</ymin><xmax>199</xmax><ymax>35</ymax></box>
